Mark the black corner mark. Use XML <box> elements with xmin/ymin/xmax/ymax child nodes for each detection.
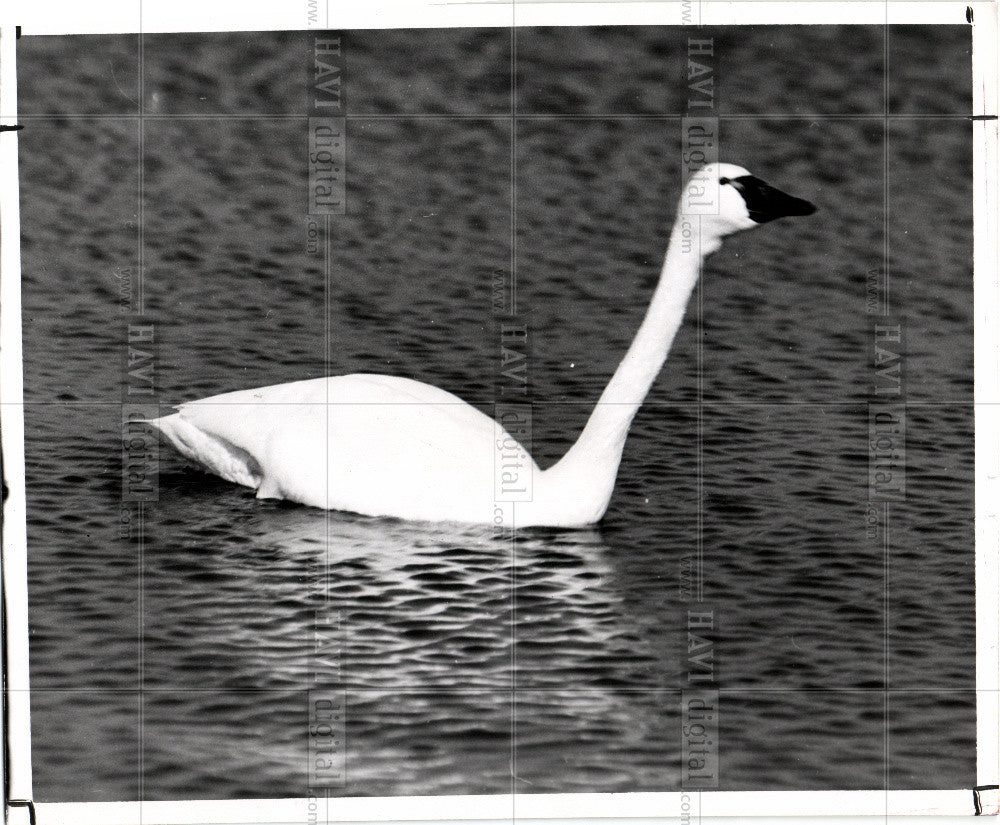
<box><xmin>16</xmin><ymin>25</ymin><xmax>22</xmax><ymax>38</ymax></box>
<box><xmin>969</xmin><ymin>115</ymin><xmax>999</xmax><ymax>121</ymax></box>
<box><xmin>973</xmin><ymin>785</ymin><xmax>1000</xmax><ymax>817</ymax></box>
<box><xmin>7</xmin><ymin>800</ymin><xmax>36</xmax><ymax>825</ymax></box>
<box><xmin>0</xmin><ymin>124</ymin><xmax>25</xmax><ymax>132</ymax></box>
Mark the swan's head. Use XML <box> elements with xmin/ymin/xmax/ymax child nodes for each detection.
<box><xmin>682</xmin><ymin>162</ymin><xmax>816</xmax><ymax>239</ymax></box>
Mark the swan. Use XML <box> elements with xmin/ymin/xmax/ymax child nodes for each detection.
<box><xmin>147</xmin><ymin>163</ymin><xmax>815</xmax><ymax>527</ymax></box>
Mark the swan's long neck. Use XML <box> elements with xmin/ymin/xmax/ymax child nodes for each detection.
<box><xmin>544</xmin><ymin>213</ymin><xmax>720</xmax><ymax>507</ymax></box>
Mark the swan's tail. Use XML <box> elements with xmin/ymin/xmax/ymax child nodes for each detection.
<box><xmin>142</xmin><ymin>414</ymin><xmax>263</xmax><ymax>490</ymax></box>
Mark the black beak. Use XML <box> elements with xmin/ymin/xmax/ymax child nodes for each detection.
<box><xmin>722</xmin><ymin>175</ymin><xmax>817</xmax><ymax>224</ymax></box>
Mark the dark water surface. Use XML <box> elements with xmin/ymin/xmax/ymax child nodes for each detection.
<box><xmin>18</xmin><ymin>26</ymin><xmax>975</xmax><ymax>800</ymax></box>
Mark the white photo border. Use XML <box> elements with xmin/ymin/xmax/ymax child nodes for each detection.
<box><xmin>1</xmin><ymin>17</ymin><xmax>34</xmax><ymax>822</ymax></box>
<box><xmin>2</xmin><ymin>2</ymin><xmax>997</xmax><ymax>823</ymax></box>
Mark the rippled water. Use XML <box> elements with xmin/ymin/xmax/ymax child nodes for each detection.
<box><xmin>18</xmin><ymin>25</ymin><xmax>975</xmax><ymax>801</ymax></box>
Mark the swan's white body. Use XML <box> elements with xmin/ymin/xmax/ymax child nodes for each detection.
<box><xmin>152</xmin><ymin>374</ymin><xmax>552</xmax><ymax>524</ymax></box>
<box><xmin>148</xmin><ymin>163</ymin><xmax>814</xmax><ymax>527</ymax></box>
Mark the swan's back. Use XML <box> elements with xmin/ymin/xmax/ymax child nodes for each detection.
<box><xmin>148</xmin><ymin>374</ymin><xmax>533</xmax><ymax>521</ymax></box>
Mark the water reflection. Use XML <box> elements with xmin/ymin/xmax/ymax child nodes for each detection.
<box><xmin>141</xmin><ymin>500</ymin><xmax>668</xmax><ymax>693</ymax></box>
<box><xmin>131</xmin><ymin>500</ymin><xmax>690</xmax><ymax>798</ymax></box>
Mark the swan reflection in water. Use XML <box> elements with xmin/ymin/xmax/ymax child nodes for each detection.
<box><xmin>142</xmin><ymin>498</ymin><xmax>673</xmax><ymax>692</ymax></box>
<box><xmin>138</xmin><ymin>500</ymin><xmax>683</xmax><ymax>793</ymax></box>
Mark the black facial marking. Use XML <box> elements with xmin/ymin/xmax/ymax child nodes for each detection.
<box><xmin>722</xmin><ymin>175</ymin><xmax>817</xmax><ymax>223</ymax></box>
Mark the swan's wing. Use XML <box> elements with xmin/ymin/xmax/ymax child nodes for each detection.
<box><xmin>167</xmin><ymin>377</ymin><xmax>337</xmax><ymax>473</ymax></box>
<box><xmin>170</xmin><ymin>373</ymin><xmax>497</xmax><ymax>458</ymax></box>
<box><xmin>146</xmin><ymin>412</ymin><xmax>264</xmax><ymax>488</ymax></box>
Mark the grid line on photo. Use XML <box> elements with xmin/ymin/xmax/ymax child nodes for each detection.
<box><xmin>11</xmin><ymin>399</ymin><xmax>983</xmax><ymax>407</ymax></box>
<box><xmin>14</xmin><ymin>686</ymin><xmax>990</xmax><ymax>696</ymax></box>
<box><xmin>13</xmin><ymin>112</ymin><xmax>981</xmax><ymax>121</ymax></box>
<box><xmin>135</xmin><ymin>21</ymin><xmax>146</xmax><ymax>812</ymax></box>
<box><xmin>508</xmin><ymin>13</ymin><xmax>517</xmax><ymax>810</ymax></box>
<box><xmin>882</xmin><ymin>16</ymin><xmax>891</xmax><ymax>803</ymax></box>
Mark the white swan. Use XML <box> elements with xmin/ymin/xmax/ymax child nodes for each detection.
<box><xmin>147</xmin><ymin>163</ymin><xmax>815</xmax><ymax>527</ymax></box>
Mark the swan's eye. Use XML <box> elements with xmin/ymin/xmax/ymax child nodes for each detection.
<box><xmin>719</xmin><ymin>177</ymin><xmax>731</xmax><ymax>185</ymax></box>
